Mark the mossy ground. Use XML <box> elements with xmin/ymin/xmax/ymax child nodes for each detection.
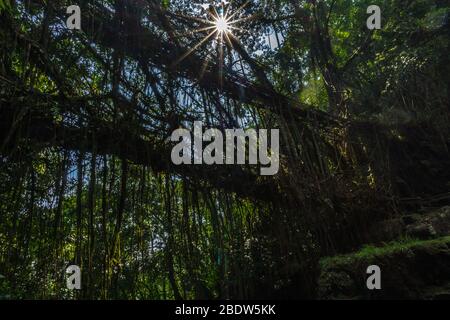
<box><xmin>320</xmin><ymin>236</ymin><xmax>450</xmax><ymax>269</ymax></box>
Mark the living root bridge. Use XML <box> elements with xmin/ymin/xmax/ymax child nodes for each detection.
<box><xmin>0</xmin><ymin>99</ymin><xmax>279</xmax><ymax>203</ymax></box>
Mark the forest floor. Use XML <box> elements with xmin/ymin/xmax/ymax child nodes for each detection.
<box><xmin>318</xmin><ymin>207</ymin><xmax>450</xmax><ymax>300</ymax></box>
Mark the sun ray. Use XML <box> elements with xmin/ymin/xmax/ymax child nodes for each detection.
<box><xmin>223</xmin><ymin>1</ymin><xmax>231</xmax><ymax>19</ymax></box>
<box><xmin>228</xmin><ymin>26</ymin><xmax>244</xmax><ymax>32</ymax></box>
<box><xmin>226</xmin><ymin>0</ymin><xmax>251</xmax><ymax>22</ymax></box>
<box><xmin>223</xmin><ymin>31</ymin><xmax>234</xmax><ymax>48</ymax></box>
<box><xmin>174</xmin><ymin>26</ymin><xmax>217</xmax><ymax>39</ymax></box>
<box><xmin>219</xmin><ymin>32</ymin><xmax>224</xmax><ymax>88</ymax></box>
<box><xmin>172</xmin><ymin>12</ymin><xmax>212</xmax><ymax>25</ymax></box>
<box><xmin>171</xmin><ymin>30</ymin><xmax>217</xmax><ymax>67</ymax></box>
<box><xmin>205</xmin><ymin>6</ymin><xmax>221</xmax><ymax>23</ymax></box>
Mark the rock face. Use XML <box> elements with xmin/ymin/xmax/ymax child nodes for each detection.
<box><xmin>404</xmin><ymin>206</ymin><xmax>450</xmax><ymax>239</ymax></box>
<box><xmin>318</xmin><ymin>236</ymin><xmax>450</xmax><ymax>300</ymax></box>
<box><xmin>369</xmin><ymin>206</ymin><xmax>450</xmax><ymax>243</ymax></box>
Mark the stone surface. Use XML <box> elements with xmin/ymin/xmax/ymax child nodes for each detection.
<box><xmin>369</xmin><ymin>206</ymin><xmax>450</xmax><ymax>242</ymax></box>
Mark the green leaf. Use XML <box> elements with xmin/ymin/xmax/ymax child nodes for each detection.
<box><xmin>161</xmin><ymin>0</ymin><xmax>170</xmax><ymax>10</ymax></box>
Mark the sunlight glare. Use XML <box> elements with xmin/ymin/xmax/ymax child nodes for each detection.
<box><xmin>215</xmin><ymin>16</ymin><xmax>230</xmax><ymax>34</ymax></box>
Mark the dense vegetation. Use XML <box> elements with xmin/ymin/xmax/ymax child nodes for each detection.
<box><xmin>0</xmin><ymin>0</ymin><xmax>448</xmax><ymax>299</ymax></box>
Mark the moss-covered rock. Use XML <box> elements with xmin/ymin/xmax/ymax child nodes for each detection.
<box><xmin>318</xmin><ymin>236</ymin><xmax>450</xmax><ymax>299</ymax></box>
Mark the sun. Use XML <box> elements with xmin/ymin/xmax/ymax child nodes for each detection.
<box><xmin>171</xmin><ymin>1</ymin><xmax>256</xmax><ymax>84</ymax></box>
<box><xmin>172</xmin><ymin>1</ymin><xmax>253</xmax><ymax>50</ymax></box>
<box><xmin>214</xmin><ymin>16</ymin><xmax>230</xmax><ymax>34</ymax></box>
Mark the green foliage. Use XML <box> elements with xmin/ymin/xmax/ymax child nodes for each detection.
<box><xmin>0</xmin><ymin>0</ymin><xmax>448</xmax><ymax>300</ymax></box>
<box><xmin>0</xmin><ymin>0</ymin><xmax>11</xmax><ymax>13</ymax></box>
